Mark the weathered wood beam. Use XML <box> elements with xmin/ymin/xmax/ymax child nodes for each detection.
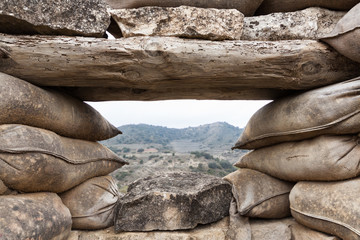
<box><xmin>0</xmin><ymin>34</ymin><xmax>359</xmax><ymax>101</ymax></box>
<box><xmin>59</xmin><ymin>86</ymin><xmax>295</xmax><ymax>101</ymax></box>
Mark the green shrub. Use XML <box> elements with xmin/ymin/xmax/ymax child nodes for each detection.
<box><xmin>220</xmin><ymin>160</ymin><xmax>233</xmax><ymax>169</ymax></box>
<box><xmin>148</xmin><ymin>155</ymin><xmax>159</xmax><ymax>160</ymax></box>
<box><xmin>208</xmin><ymin>162</ymin><xmax>220</xmax><ymax>169</ymax></box>
<box><xmin>115</xmin><ymin>172</ymin><xmax>129</xmax><ymax>181</ymax></box>
<box><xmin>122</xmin><ymin>147</ymin><xmax>130</xmax><ymax>153</ymax></box>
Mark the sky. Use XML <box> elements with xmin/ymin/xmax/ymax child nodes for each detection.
<box><xmin>87</xmin><ymin>100</ymin><xmax>271</xmax><ymax>129</ymax></box>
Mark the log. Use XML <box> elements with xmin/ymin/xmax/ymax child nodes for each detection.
<box><xmin>60</xmin><ymin>86</ymin><xmax>294</xmax><ymax>101</ymax></box>
<box><xmin>1</xmin><ymin>34</ymin><xmax>359</xmax><ymax>101</ymax></box>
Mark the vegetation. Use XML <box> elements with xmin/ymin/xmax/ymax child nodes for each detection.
<box><xmin>103</xmin><ymin>122</ymin><xmax>242</xmax><ymax>148</ymax></box>
<box><xmin>191</xmin><ymin>151</ymin><xmax>214</xmax><ymax>160</ymax></box>
<box><xmin>148</xmin><ymin>155</ymin><xmax>159</xmax><ymax>160</ymax></box>
<box><xmin>105</xmin><ymin>122</ymin><xmax>244</xmax><ymax>187</ymax></box>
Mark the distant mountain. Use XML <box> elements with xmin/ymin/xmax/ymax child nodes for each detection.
<box><xmin>103</xmin><ymin>122</ymin><xmax>243</xmax><ymax>151</ymax></box>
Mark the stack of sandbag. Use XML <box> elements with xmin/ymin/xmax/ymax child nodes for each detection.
<box><xmin>321</xmin><ymin>2</ymin><xmax>360</xmax><ymax>64</ymax></box>
<box><xmin>232</xmin><ymin>76</ymin><xmax>360</xmax><ymax>239</ymax></box>
<box><xmin>0</xmin><ymin>72</ymin><xmax>128</xmax><ymax>239</ymax></box>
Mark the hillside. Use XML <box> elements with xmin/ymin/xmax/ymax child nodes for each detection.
<box><xmin>103</xmin><ymin>122</ymin><xmax>242</xmax><ymax>153</ymax></box>
<box><xmin>102</xmin><ymin>122</ymin><xmax>246</xmax><ymax>191</ymax></box>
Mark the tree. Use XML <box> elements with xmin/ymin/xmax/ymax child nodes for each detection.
<box><xmin>208</xmin><ymin>162</ymin><xmax>220</xmax><ymax>169</ymax></box>
<box><xmin>122</xmin><ymin>147</ymin><xmax>130</xmax><ymax>153</ymax></box>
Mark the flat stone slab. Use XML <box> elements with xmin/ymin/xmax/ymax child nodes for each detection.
<box><xmin>69</xmin><ymin>217</ymin><xmax>339</xmax><ymax>240</ymax></box>
<box><xmin>114</xmin><ymin>172</ymin><xmax>232</xmax><ymax>232</ymax></box>
<box><xmin>0</xmin><ymin>0</ymin><xmax>110</xmax><ymax>37</ymax></box>
<box><xmin>242</xmin><ymin>7</ymin><xmax>345</xmax><ymax>40</ymax></box>
<box><xmin>1</xmin><ymin>34</ymin><xmax>359</xmax><ymax>101</ymax></box>
<box><xmin>111</xmin><ymin>6</ymin><xmax>244</xmax><ymax>40</ymax></box>
<box><xmin>104</xmin><ymin>0</ymin><xmax>263</xmax><ymax>16</ymax></box>
<box><xmin>70</xmin><ymin>218</ymin><xmax>229</xmax><ymax>240</ymax></box>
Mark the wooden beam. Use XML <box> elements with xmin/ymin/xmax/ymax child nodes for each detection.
<box><xmin>1</xmin><ymin>34</ymin><xmax>359</xmax><ymax>100</ymax></box>
<box><xmin>59</xmin><ymin>86</ymin><xmax>295</xmax><ymax>101</ymax></box>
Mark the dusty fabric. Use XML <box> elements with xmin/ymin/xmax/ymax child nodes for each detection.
<box><xmin>60</xmin><ymin>176</ymin><xmax>120</xmax><ymax>230</ymax></box>
<box><xmin>233</xmin><ymin>76</ymin><xmax>360</xmax><ymax>149</ymax></box>
<box><xmin>236</xmin><ymin>134</ymin><xmax>360</xmax><ymax>181</ymax></box>
<box><xmin>223</xmin><ymin>169</ymin><xmax>294</xmax><ymax>219</ymax></box>
<box><xmin>256</xmin><ymin>0</ymin><xmax>359</xmax><ymax>14</ymax></box>
<box><xmin>0</xmin><ymin>124</ymin><xmax>128</xmax><ymax>193</ymax></box>
<box><xmin>0</xmin><ymin>72</ymin><xmax>121</xmax><ymax>141</ymax></box>
<box><xmin>0</xmin><ymin>179</ymin><xmax>16</xmax><ymax>195</ymax></box>
<box><xmin>105</xmin><ymin>0</ymin><xmax>264</xmax><ymax>16</ymax></box>
<box><xmin>0</xmin><ymin>192</ymin><xmax>72</xmax><ymax>240</ymax></box>
<box><xmin>322</xmin><ymin>3</ymin><xmax>360</xmax><ymax>63</ymax></box>
<box><xmin>290</xmin><ymin>180</ymin><xmax>360</xmax><ymax>240</ymax></box>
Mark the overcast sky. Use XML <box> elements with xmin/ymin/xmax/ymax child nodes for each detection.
<box><xmin>87</xmin><ymin>100</ymin><xmax>270</xmax><ymax>129</ymax></box>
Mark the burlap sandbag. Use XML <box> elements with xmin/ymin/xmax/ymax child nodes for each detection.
<box><xmin>0</xmin><ymin>179</ymin><xmax>16</xmax><ymax>195</ymax></box>
<box><xmin>106</xmin><ymin>0</ymin><xmax>263</xmax><ymax>16</ymax></box>
<box><xmin>233</xmin><ymin>77</ymin><xmax>360</xmax><ymax>150</ymax></box>
<box><xmin>60</xmin><ymin>175</ymin><xmax>120</xmax><ymax>230</ymax></box>
<box><xmin>236</xmin><ymin>134</ymin><xmax>360</xmax><ymax>181</ymax></box>
<box><xmin>223</xmin><ymin>169</ymin><xmax>294</xmax><ymax>218</ymax></box>
<box><xmin>290</xmin><ymin>180</ymin><xmax>360</xmax><ymax>240</ymax></box>
<box><xmin>0</xmin><ymin>124</ymin><xmax>128</xmax><ymax>193</ymax></box>
<box><xmin>256</xmin><ymin>0</ymin><xmax>359</xmax><ymax>15</ymax></box>
<box><xmin>322</xmin><ymin>3</ymin><xmax>360</xmax><ymax>64</ymax></box>
<box><xmin>0</xmin><ymin>72</ymin><xmax>121</xmax><ymax>141</ymax></box>
<box><xmin>0</xmin><ymin>192</ymin><xmax>72</xmax><ymax>240</ymax></box>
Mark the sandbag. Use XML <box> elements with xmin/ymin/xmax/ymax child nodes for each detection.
<box><xmin>290</xmin><ymin>180</ymin><xmax>360</xmax><ymax>240</ymax></box>
<box><xmin>236</xmin><ymin>134</ymin><xmax>360</xmax><ymax>181</ymax></box>
<box><xmin>105</xmin><ymin>0</ymin><xmax>264</xmax><ymax>16</ymax></box>
<box><xmin>322</xmin><ymin>3</ymin><xmax>360</xmax><ymax>64</ymax></box>
<box><xmin>256</xmin><ymin>0</ymin><xmax>360</xmax><ymax>15</ymax></box>
<box><xmin>0</xmin><ymin>124</ymin><xmax>128</xmax><ymax>193</ymax></box>
<box><xmin>0</xmin><ymin>72</ymin><xmax>121</xmax><ymax>141</ymax></box>
<box><xmin>223</xmin><ymin>169</ymin><xmax>293</xmax><ymax>219</ymax></box>
<box><xmin>60</xmin><ymin>175</ymin><xmax>120</xmax><ymax>230</ymax></box>
<box><xmin>0</xmin><ymin>192</ymin><xmax>72</xmax><ymax>240</ymax></box>
<box><xmin>233</xmin><ymin>76</ymin><xmax>360</xmax><ymax>149</ymax></box>
<box><xmin>0</xmin><ymin>179</ymin><xmax>16</xmax><ymax>195</ymax></box>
